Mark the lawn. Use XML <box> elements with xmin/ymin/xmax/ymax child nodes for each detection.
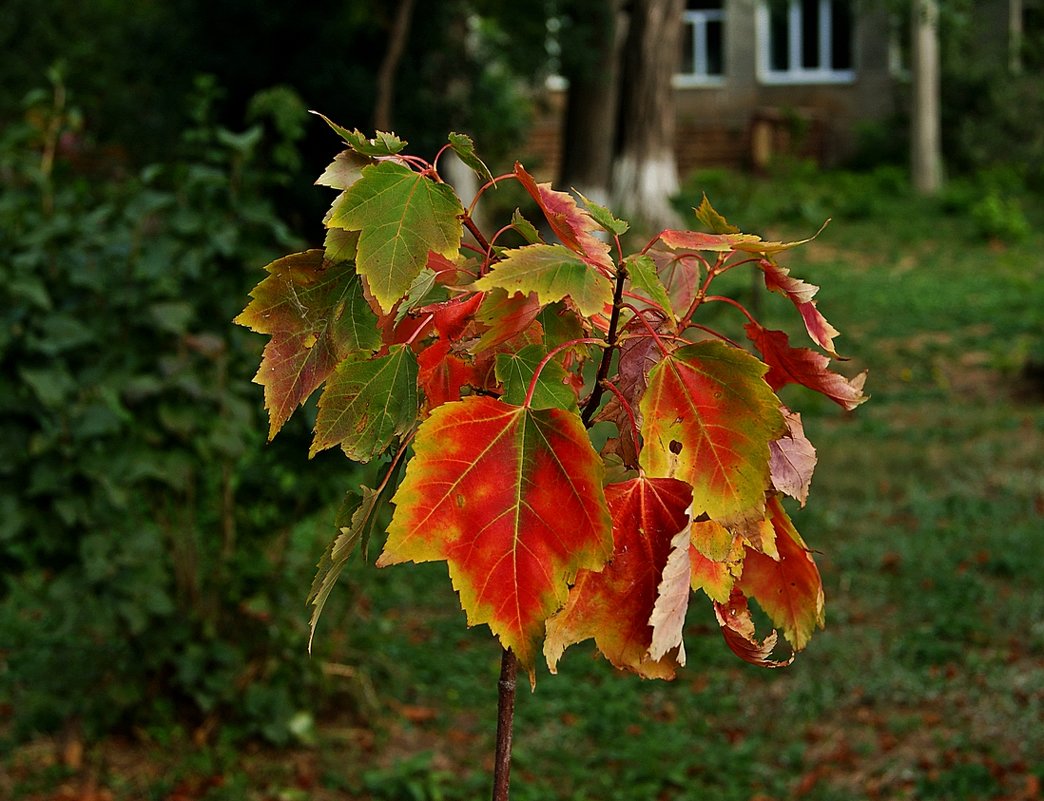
<box><xmin>4</xmin><ymin>172</ymin><xmax>1042</xmax><ymax>801</ymax></box>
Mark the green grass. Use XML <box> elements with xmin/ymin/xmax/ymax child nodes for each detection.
<box><xmin>6</xmin><ymin>173</ymin><xmax>1043</xmax><ymax>800</ymax></box>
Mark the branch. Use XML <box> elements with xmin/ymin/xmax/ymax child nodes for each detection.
<box><xmin>581</xmin><ymin>263</ymin><xmax>629</xmax><ymax>427</ymax></box>
<box><xmin>491</xmin><ymin>649</ymin><xmax>518</xmax><ymax>801</ymax></box>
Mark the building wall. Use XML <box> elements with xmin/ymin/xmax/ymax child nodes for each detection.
<box><xmin>522</xmin><ymin>1</ymin><xmax>899</xmax><ymax>181</ymax></box>
<box><xmin>675</xmin><ymin>0</ymin><xmax>896</xmax><ymax>171</ymax></box>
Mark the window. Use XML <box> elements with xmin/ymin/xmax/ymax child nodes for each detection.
<box><xmin>757</xmin><ymin>0</ymin><xmax>854</xmax><ymax>84</ymax></box>
<box><xmin>676</xmin><ymin>0</ymin><xmax>725</xmax><ymax>86</ymax></box>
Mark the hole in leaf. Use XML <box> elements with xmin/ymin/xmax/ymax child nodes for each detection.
<box><xmin>669</xmin><ymin>440</ymin><xmax>683</xmax><ymax>454</ymax></box>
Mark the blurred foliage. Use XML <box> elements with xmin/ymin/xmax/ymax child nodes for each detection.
<box><xmin>0</xmin><ymin>74</ymin><xmax>360</xmax><ymax>745</ymax></box>
<box><xmin>0</xmin><ymin>0</ymin><xmax>547</xmax><ymax>213</ymax></box>
<box><xmin>934</xmin><ymin>0</ymin><xmax>1044</xmax><ymax>188</ymax></box>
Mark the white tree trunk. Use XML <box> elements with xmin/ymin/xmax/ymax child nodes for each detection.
<box><xmin>910</xmin><ymin>0</ymin><xmax>942</xmax><ymax>195</ymax></box>
<box><xmin>612</xmin><ymin>0</ymin><xmax>684</xmax><ymax>230</ymax></box>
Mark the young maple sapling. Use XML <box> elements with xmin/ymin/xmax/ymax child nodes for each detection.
<box><xmin>234</xmin><ymin>120</ymin><xmax>867</xmax><ymax>799</ymax></box>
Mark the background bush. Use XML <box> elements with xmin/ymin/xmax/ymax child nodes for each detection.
<box><xmin>0</xmin><ymin>75</ymin><xmax>360</xmax><ymax>745</ymax></box>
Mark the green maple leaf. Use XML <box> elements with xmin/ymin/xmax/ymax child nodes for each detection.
<box><xmin>307</xmin><ymin>485</ymin><xmax>381</xmax><ymax>651</ymax></box>
<box><xmin>694</xmin><ymin>194</ymin><xmax>740</xmax><ymax>234</ymax></box>
<box><xmin>495</xmin><ymin>343</ymin><xmax>579</xmax><ymax>411</ymax></box>
<box><xmin>329</xmin><ymin>161</ymin><xmax>464</xmax><ymax>313</ymax></box>
<box><xmin>475</xmin><ymin>243</ymin><xmax>613</xmax><ymax>318</ymax></box>
<box><xmin>311</xmin><ymin>345</ymin><xmax>419</xmax><ymax>461</ymax></box>
<box><xmin>626</xmin><ymin>254</ymin><xmax>675</xmax><ymax>324</ymax></box>
<box><xmin>448</xmin><ymin>132</ymin><xmax>495</xmax><ymax>185</ymax></box>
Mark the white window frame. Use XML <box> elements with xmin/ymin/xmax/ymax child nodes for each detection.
<box><xmin>756</xmin><ymin>0</ymin><xmax>855</xmax><ymax>85</ymax></box>
<box><xmin>674</xmin><ymin>4</ymin><xmax>726</xmax><ymax>88</ymax></box>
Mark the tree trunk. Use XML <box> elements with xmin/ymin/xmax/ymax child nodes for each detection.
<box><xmin>612</xmin><ymin>0</ymin><xmax>684</xmax><ymax>230</ymax></box>
<box><xmin>558</xmin><ymin>0</ymin><xmax>626</xmax><ymax>203</ymax></box>
<box><xmin>910</xmin><ymin>0</ymin><xmax>942</xmax><ymax>195</ymax></box>
<box><xmin>374</xmin><ymin>0</ymin><xmax>416</xmax><ymax>131</ymax></box>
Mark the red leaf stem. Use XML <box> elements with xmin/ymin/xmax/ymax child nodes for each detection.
<box><xmin>703</xmin><ymin>295</ymin><xmax>759</xmax><ymax>325</ymax></box>
<box><xmin>467</xmin><ymin>172</ymin><xmax>519</xmax><ymax>217</ymax></box>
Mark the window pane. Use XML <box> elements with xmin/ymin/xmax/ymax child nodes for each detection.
<box><xmin>801</xmin><ymin>0</ymin><xmax>820</xmax><ymax>69</ymax></box>
<box><xmin>707</xmin><ymin>19</ymin><xmax>723</xmax><ymax>75</ymax></box>
<box><xmin>770</xmin><ymin>6</ymin><xmax>789</xmax><ymax>71</ymax></box>
<box><xmin>831</xmin><ymin>0</ymin><xmax>852</xmax><ymax>69</ymax></box>
<box><xmin>681</xmin><ymin>21</ymin><xmax>696</xmax><ymax>73</ymax></box>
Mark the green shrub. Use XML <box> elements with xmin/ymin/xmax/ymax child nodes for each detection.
<box><xmin>970</xmin><ymin>192</ymin><xmax>1030</xmax><ymax>243</ymax></box>
<box><xmin>0</xmin><ymin>78</ymin><xmax>358</xmax><ymax>744</ymax></box>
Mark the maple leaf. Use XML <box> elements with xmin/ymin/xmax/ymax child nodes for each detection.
<box><xmin>328</xmin><ymin>161</ymin><xmax>464</xmax><ymax>313</ymax></box>
<box><xmin>310</xmin><ymin>345</ymin><xmax>419</xmax><ymax>461</ymax></box>
<box><xmin>511</xmin><ymin>209</ymin><xmax>543</xmax><ymax>245</ymax></box>
<box><xmin>595</xmin><ymin>319</ymin><xmax>665</xmax><ymax>466</ymax></box>
<box><xmin>234</xmin><ymin>250</ymin><xmax>381</xmax><ymax>439</ymax></box>
<box><xmin>475</xmin><ymin>244</ymin><xmax>614</xmax><ymax>318</ymax></box>
<box><xmin>660</xmin><ymin>225</ymin><xmax>825</xmax><ymax>257</ymax></box>
<box><xmin>447</xmin><ymin>132</ymin><xmax>495</xmax><ymax>185</ymax></box>
<box><xmin>315</xmin><ymin>149</ymin><xmax>371</xmax><ymax>190</ymax></box>
<box><xmin>713</xmin><ymin>588</ymin><xmax>793</xmax><ymax>668</ymax></box>
<box><xmin>769</xmin><ymin>409</ymin><xmax>817</xmax><ymax>506</ymax></box>
<box><xmin>647</xmin><ymin>525</ymin><xmax>694</xmax><ymax>664</ymax></box>
<box><xmin>495</xmin><ymin>344</ymin><xmax>580</xmax><ymax>412</ymax></box>
<box><xmin>659</xmin><ymin>229</ymin><xmax>763</xmax><ymax>252</ymax></box>
<box><xmin>625</xmin><ymin>254</ymin><xmax>675</xmax><ymax>323</ymax></box>
<box><xmin>324</xmin><ymin>227</ymin><xmax>359</xmax><ymax>264</ymax></box>
<box><xmin>426</xmin><ymin>291</ymin><xmax>485</xmax><ymax>340</ymax></box>
<box><xmin>689</xmin><ymin>518</ymin><xmax>745</xmax><ymax>604</ymax></box>
<box><xmin>312</xmin><ymin>113</ymin><xmax>407</xmax><ymax>156</ymax></box>
<box><xmin>646</xmin><ymin>247</ymin><xmax>702</xmax><ymax>320</ymax></box>
<box><xmin>307</xmin><ymin>485</ymin><xmax>381</xmax><ymax>651</ymax></box>
<box><xmin>513</xmin><ymin>163</ymin><xmax>613</xmax><ymax>272</ymax></box>
<box><xmin>639</xmin><ymin>341</ymin><xmax>785</xmax><ymax>523</ymax></box>
<box><xmin>576</xmin><ymin>191</ymin><xmax>630</xmax><ymax>236</ymax></box>
<box><xmin>544</xmin><ymin>477</ymin><xmax>692</xmax><ymax>679</ymax></box>
<box><xmin>745</xmin><ymin>323</ymin><xmax>867</xmax><ymax>411</ymax></box>
<box><xmin>694</xmin><ymin>194</ymin><xmax>740</xmax><ymax>234</ymax></box>
<box><xmin>471</xmin><ymin>289</ymin><xmax>543</xmax><ymax>352</ymax></box>
<box><xmin>739</xmin><ymin>497</ymin><xmax>824</xmax><ymax>651</ymax></box>
<box><xmin>378</xmin><ymin>396</ymin><xmax>613</xmax><ymax>674</ymax></box>
<box><xmin>417</xmin><ymin>340</ymin><xmax>477</xmax><ymax>411</ymax></box>
<box><xmin>759</xmin><ymin>259</ymin><xmax>841</xmax><ymax>356</ymax></box>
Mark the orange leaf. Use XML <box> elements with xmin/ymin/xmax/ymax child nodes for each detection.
<box><xmin>417</xmin><ymin>340</ymin><xmax>477</xmax><ymax>412</ymax></box>
<box><xmin>639</xmin><ymin>341</ymin><xmax>785</xmax><ymax>523</ymax></box>
<box><xmin>544</xmin><ymin>477</ymin><xmax>692</xmax><ymax>679</ymax></box>
<box><xmin>378</xmin><ymin>396</ymin><xmax>612</xmax><ymax>675</ymax></box>
<box><xmin>739</xmin><ymin>497</ymin><xmax>824</xmax><ymax>651</ymax></box>
<box><xmin>713</xmin><ymin>588</ymin><xmax>793</xmax><ymax>668</ymax></box>
<box><xmin>689</xmin><ymin>519</ymin><xmax>744</xmax><ymax>604</ymax></box>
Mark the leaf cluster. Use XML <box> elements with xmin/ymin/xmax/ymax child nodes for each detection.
<box><xmin>238</xmin><ymin>126</ymin><xmax>867</xmax><ymax>683</ymax></box>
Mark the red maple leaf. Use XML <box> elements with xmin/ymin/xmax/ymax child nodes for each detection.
<box><xmin>378</xmin><ymin>396</ymin><xmax>613</xmax><ymax>675</ymax></box>
<box><xmin>745</xmin><ymin>324</ymin><xmax>867</xmax><ymax>411</ymax></box>
<box><xmin>513</xmin><ymin>163</ymin><xmax>613</xmax><ymax>274</ymax></box>
<box><xmin>544</xmin><ymin>477</ymin><xmax>692</xmax><ymax>678</ymax></box>
<box><xmin>739</xmin><ymin>497</ymin><xmax>825</xmax><ymax>651</ymax></box>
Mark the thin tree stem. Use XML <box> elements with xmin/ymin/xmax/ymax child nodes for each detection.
<box><xmin>491</xmin><ymin>648</ymin><xmax>518</xmax><ymax>801</ymax></box>
<box><xmin>581</xmin><ymin>263</ymin><xmax>629</xmax><ymax>427</ymax></box>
